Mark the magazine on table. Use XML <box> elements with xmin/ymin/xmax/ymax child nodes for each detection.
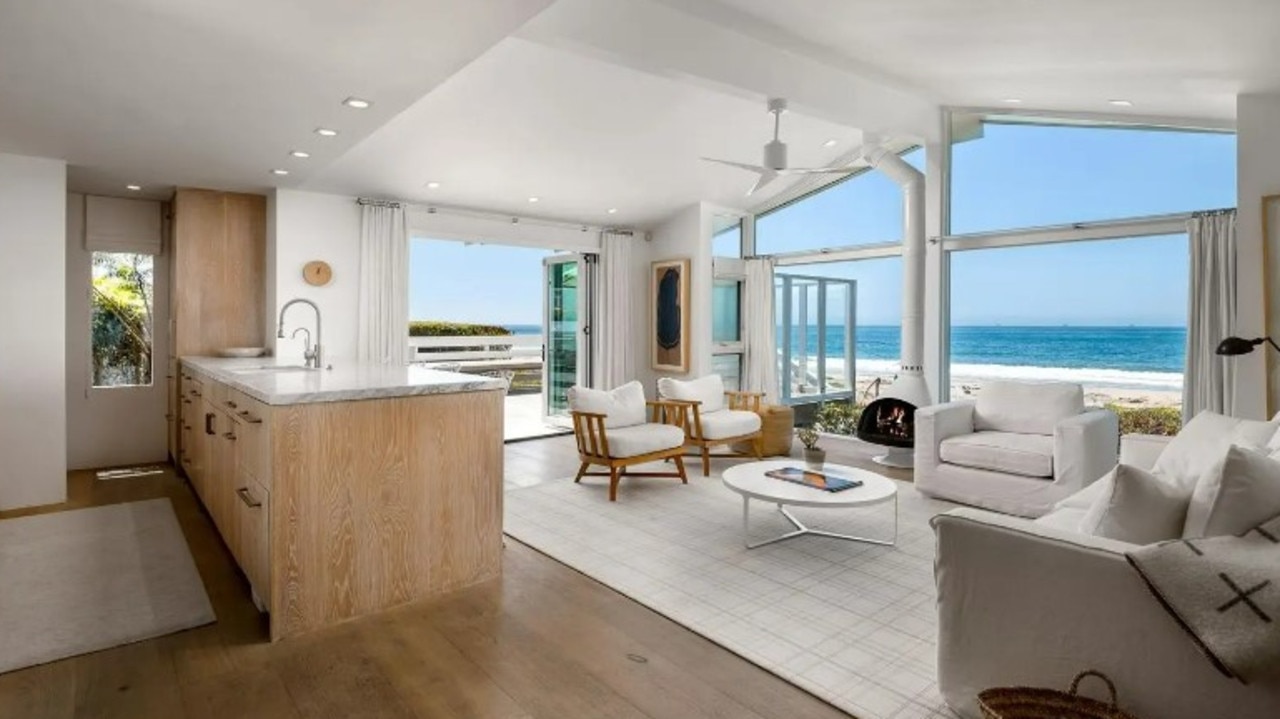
<box><xmin>765</xmin><ymin>467</ymin><xmax>863</xmax><ymax>493</ymax></box>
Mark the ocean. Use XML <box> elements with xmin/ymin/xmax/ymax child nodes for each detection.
<box><xmin>503</xmin><ymin>323</ymin><xmax>1187</xmax><ymax>391</ymax></box>
<box><xmin>787</xmin><ymin>325</ymin><xmax>1186</xmax><ymax>391</ymax></box>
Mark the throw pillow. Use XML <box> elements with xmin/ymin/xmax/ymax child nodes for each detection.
<box><xmin>565</xmin><ymin>381</ymin><xmax>647</xmax><ymax>428</ymax></box>
<box><xmin>1183</xmin><ymin>444</ymin><xmax>1280</xmax><ymax>538</ymax></box>
<box><xmin>1079</xmin><ymin>463</ymin><xmax>1190</xmax><ymax>544</ymax></box>
<box><xmin>657</xmin><ymin>375</ymin><xmax>726</xmax><ymax>414</ymax></box>
<box><xmin>1151</xmin><ymin>410</ymin><xmax>1279</xmax><ymax>491</ymax></box>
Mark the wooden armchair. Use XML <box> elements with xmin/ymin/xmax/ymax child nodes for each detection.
<box><xmin>571</xmin><ymin>398</ymin><xmax>689</xmax><ymax>501</ymax></box>
<box><xmin>658</xmin><ymin>375</ymin><xmax>765</xmax><ymax>476</ymax></box>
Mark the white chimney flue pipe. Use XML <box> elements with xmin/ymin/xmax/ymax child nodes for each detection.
<box><xmin>865</xmin><ymin>146</ymin><xmax>931</xmax><ymax>407</ymax></box>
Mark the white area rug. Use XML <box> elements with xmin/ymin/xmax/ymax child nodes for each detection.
<box><xmin>505</xmin><ymin>466</ymin><xmax>962</xmax><ymax>719</ymax></box>
<box><xmin>0</xmin><ymin>498</ymin><xmax>215</xmax><ymax>674</ymax></box>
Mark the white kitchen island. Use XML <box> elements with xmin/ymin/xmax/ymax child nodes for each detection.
<box><xmin>177</xmin><ymin>357</ymin><xmax>506</xmax><ymax>641</ymax></box>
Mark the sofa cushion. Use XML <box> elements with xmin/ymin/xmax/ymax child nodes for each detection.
<box><xmin>973</xmin><ymin>380</ymin><xmax>1083</xmax><ymax>435</ymax></box>
<box><xmin>1152</xmin><ymin>410</ymin><xmax>1280</xmax><ymax>492</ymax></box>
<box><xmin>658</xmin><ymin>375</ymin><xmax>725</xmax><ymax>414</ymax></box>
<box><xmin>567</xmin><ymin>381</ymin><xmax>646</xmax><ymax>428</ymax></box>
<box><xmin>1183</xmin><ymin>444</ymin><xmax>1280</xmax><ymax>538</ymax></box>
<box><xmin>698</xmin><ymin>409</ymin><xmax>762</xmax><ymax>440</ymax></box>
<box><xmin>603</xmin><ymin>423</ymin><xmax>686</xmax><ymax>459</ymax></box>
<box><xmin>939</xmin><ymin>431</ymin><xmax>1054</xmax><ymax>478</ymax></box>
<box><xmin>1034</xmin><ymin>506</ymin><xmax>1090</xmax><ymax>532</ymax></box>
<box><xmin>1079</xmin><ymin>463</ymin><xmax>1190</xmax><ymax>544</ymax></box>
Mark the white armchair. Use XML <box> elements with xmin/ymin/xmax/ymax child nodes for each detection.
<box><xmin>915</xmin><ymin>380</ymin><xmax>1118</xmax><ymax>518</ymax></box>
<box><xmin>657</xmin><ymin>375</ymin><xmax>763</xmax><ymax>476</ymax></box>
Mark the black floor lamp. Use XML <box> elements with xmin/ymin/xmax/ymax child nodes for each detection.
<box><xmin>1215</xmin><ymin>336</ymin><xmax>1280</xmax><ymax>356</ymax></box>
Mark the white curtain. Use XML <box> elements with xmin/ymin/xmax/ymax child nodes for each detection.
<box><xmin>1184</xmin><ymin>210</ymin><xmax>1237</xmax><ymax>420</ymax></box>
<box><xmin>591</xmin><ymin>231</ymin><xmax>635</xmax><ymax>389</ymax></box>
<box><xmin>744</xmin><ymin>257</ymin><xmax>780</xmax><ymax>404</ymax></box>
<box><xmin>357</xmin><ymin>202</ymin><xmax>409</xmax><ymax>365</ymax></box>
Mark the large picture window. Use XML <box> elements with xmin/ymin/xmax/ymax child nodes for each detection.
<box><xmin>950</xmin><ymin>120</ymin><xmax>1235</xmax><ymax>235</ymax></box>
<box><xmin>91</xmin><ymin>252</ymin><xmax>155</xmax><ymax>388</ymax></box>
<box><xmin>948</xmin><ymin>234</ymin><xmax>1189</xmax><ymax>422</ymax></box>
<box><xmin>755</xmin><ymin>148</ymin><xmax>924</xmax><ymax>255</ymax></box>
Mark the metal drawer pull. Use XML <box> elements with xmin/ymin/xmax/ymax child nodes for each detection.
<box><xmin>182</xmin><ymin>398</ymin><xmax>192</xmax><ymax>405</ymax></box>
<box><xmin>236</xmin><ymin>487</ymin><xmax>262</xmax><ymax>508</ymax></box>
<box><xmin>165</xmin><ymin>413</ymin><xmax>174</xmax><ymax>420</ymax></box>
<box><xmin>225</xmin><ymin>400</ymin><xmax>237</xmax><ymax>409</ymax></box>
<box><xmin>192</xmin><ymin>391</ymin><xmax>202</xmax><ymax>397</ymax></box>
<box><xmin>223</xmin><ymin>432</ymin><xmax>237</xmax><ymax>441</ymax></box>
<box><xmin>237</xmin><ymin>410</ymin><xmax>263</xmax><ymax>424</ymax></box>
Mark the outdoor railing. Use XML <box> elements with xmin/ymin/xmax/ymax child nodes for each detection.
<box><xmin>405</xmin><ymin>334</ymin><xmax>543</xmax><ymax>364</ymax></box>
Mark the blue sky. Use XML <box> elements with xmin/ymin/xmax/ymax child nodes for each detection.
<box><xmin>412</xmin><ymin>122</ymin><xmax>1236</xmax><ymax>327</ymax></box>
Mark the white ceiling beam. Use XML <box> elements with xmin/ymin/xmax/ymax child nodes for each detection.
<box><xmin>517</xmin><ymin>0</ymin><xmax>940</xmax><ymax>142</ymax></box>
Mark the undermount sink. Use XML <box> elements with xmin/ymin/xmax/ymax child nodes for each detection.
<box><xmin>228</xmin><ymin>364</ymin><xmax>317</xmax><ymax>375</ymax></box>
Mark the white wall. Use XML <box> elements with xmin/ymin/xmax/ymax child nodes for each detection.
<box><xmin>0</xmin><ymin>153</ymin><xmax>67</xmax><ymax>510</ymax></box>
<box><xmin>1237</xmin><ymin>93</ymin><xmax>1280</xmax><ymax>417</ymax></box>
<box><xmin>634</xmin><ymin>203</ymin><xmax>713</xmax><ymax>392</ymax></box>
<box><xmin>65</xmin><ymin>193</ymin><xmax>170</xmax><ymax>470</ymax></box>
<box><xmin>268</xmin><ymin>189</ymin><xmax>363</xmax><ymax>365</ymax></box>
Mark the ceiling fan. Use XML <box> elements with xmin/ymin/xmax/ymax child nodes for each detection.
<box><xmin>702</xmin><ymin>97</ymin><xmax>876</xmax><ymax>196</ymax></box>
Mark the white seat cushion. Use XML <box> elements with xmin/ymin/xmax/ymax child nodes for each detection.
<box><xmin>567</xmin><ymin>381</ymin><xmax>646</xmax><ymax>428</ymax></box>
<box><xmin>939</xmin><ymin>431</ymin><xmax>1054</xmax><ymax>478</ymax></box>
<box><xmin>658</xmin><ymin>375</ymin><xmax>726</xmax><ymax>413</ymax></box>
<box><xmin>697</xmin><ymin>409</ymin><xmax>761</xmax><ymax>440</ymax></box>
<box><xmin>974</xmin><ymin>380</ymin><xmax>1084</xmax><ymax>435</ymax></box>
<box><xmin>604</xmin><ymin>423</ymin><xmax>686</xmax><ymax>459</ymax></box>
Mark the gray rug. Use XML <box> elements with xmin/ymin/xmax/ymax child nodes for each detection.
<box><xmin>0</xmin><ymin>498</ymin><xmax>215</xmax><ymax>674</ymax></box>
<box><xmin>505</xmin><ymin>464</ymin><xmax>962</xmax><ymax>719</ymax></box>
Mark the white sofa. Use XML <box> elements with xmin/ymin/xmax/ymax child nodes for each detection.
<box><xmin>915</xmin><ymin>380</ymin><xmax>1118</xmax><ymax>518</ymax></box>
<box><xmin>933</xmin><ymin>433</ymin><xmax>1280</xmax><ymax>719</ymax></box>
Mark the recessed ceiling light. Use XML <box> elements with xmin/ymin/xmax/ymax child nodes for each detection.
<box><xmin>315</xmin><ymin>128</ymin><xmax>339</xmax><ymax>137</ymax></box>
<box><xmin>1108</xmin><ymin>99</ymin><xmax>1133</xmax><ymax>107</ymax></box>
<box><xmin>270</xmin><ymin>169</ymin><xmax>290</xmax><ymax>176</ymax></box>
<box><xmin>425</xmin><ymin>181</ymin><xmax>441</xmax><ymax>189</ymax></box>
<box><xmin>528</xmin><ymin>196</ymin><xmax>540</xmax><ymax>203</ymax></box>
<box><xmin>607</xmin><ymin>208</ymin><xmax>618</xmax><ymax>214</ymax></box>
<box><xmin>289</xmin><ymin>150</ymin><xmax>311</xmax><ymax>159</ymax></box>
<box><xmin>822</xmin><ymin>139</ymin><xmax>838</xmax><ymax>148</ymax></box>
<box><xmin>125</xmin><ymin>184</ymin><xmax>142</xmax><ymax>191</ymax></box>
<box><xmin>342</xmin><ymin>97</ymin><xmax>372</xmax><ymax>109</ymax></box>
<box><xmin>1003</xmin><ymin>98</ymin><xmax>1023</xmax><ymax>104</ymax></box>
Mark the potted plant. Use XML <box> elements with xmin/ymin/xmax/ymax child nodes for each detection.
<box><xmin>797</xmin><ymin>425</ymin><xmax>826</xmax><ymax>470</ymax></box>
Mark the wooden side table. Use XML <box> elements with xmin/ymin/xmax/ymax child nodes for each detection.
<box><xmin>733</xmin><ymin>404</ymin><xmax>794</xmax><ymax>456</ymax></box>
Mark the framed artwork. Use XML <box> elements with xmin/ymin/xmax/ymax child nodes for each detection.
<box><xmin>651</xmin><ymin>258</ymin><xmax>690</xmax><ymax>372</ymax></box>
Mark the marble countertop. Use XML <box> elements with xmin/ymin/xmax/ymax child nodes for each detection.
<box><xmin>181</xmin><ymin>357</ymin><xmax>507</xmax><ymax>406</ymax></box>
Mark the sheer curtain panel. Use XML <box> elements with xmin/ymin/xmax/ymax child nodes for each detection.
<box><xmin>744</xmin><ymin>257</ymin><xmax>779</xmax><ymax>403</ymax></box>
<box><xmin>357</xmin><ymin>202</ymin><xmax>409</xmax><ymax>365</ymax></box>
<box><xmin>592</xmin><ymin>231</ymin><xmax>635</xmax><ymax>389</ymax></box>
<box><xmin>1184</xmin><ymin>210</ymin><xmax>1237</xmax><ymax>419</ymax></box>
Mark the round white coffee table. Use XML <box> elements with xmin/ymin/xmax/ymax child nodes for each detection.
<box><xmin>722</xmin><ymin>460</ymin><xmax>898</xmax><ymax>549</ymax></box>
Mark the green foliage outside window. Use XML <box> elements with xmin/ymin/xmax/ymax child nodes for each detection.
<box><xmin>92</xmin><ymin>252</ymin><xmax>154</xmax><ymax>387</ymax></box>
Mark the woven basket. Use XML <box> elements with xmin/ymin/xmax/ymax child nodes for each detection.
<box><xmin>978</xmin><ymin>670</ymin><xmax>1140</xmax><ymax>719</ymax></box>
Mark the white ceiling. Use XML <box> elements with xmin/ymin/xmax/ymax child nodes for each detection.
<box><xmin>703</xmin><ymin>0</ymin><xmax>1280</xmax><ymax>122</ymax></box>
<box><xmin>0</xmin><ymin>0</ymin><xmax>553</xmax><ymax>199</ymax></box>
<box><xmin>304</xmin><ymin>38</ymin><xmax>863</xmax><ymax>227</ymax></box>
<box><xmin>1</xmin><ymin>0</ymin><xmax>1274</xmax><ymax>225</ymax></box>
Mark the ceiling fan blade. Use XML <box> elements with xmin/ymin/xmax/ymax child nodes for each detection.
<box><xmin>778</xmin><ymin>164</ymin><xmax>868</xmax><ymax>175</ymax></box>
<box><xmin>701</xmin><ymin>157</ymin><xmax>770</xmax><ymax>173</ymax></box>
<box><xmin>746</xmin><ymin>170</ymin><xmax>779</xmax><ymax>196</ymax></box>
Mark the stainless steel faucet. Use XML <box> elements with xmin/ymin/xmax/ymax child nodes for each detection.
<box><xmin>278</xmin><ymin>298</ymin><xmax>322</xmax><ymax>369</ymax></box>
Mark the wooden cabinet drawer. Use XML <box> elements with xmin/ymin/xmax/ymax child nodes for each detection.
<box><xmin>233</xmin><ymin>395</ymin><xmax>271</xmax><ymax>489</ymax></box>
<box><xmin>234</xmin><ymin>474</ymin><xmax>271</xmax><ymax>608</ymax></box>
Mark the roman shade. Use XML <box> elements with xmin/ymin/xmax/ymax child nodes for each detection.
<box><xmin>85</xmin><ymin>196</ymin><xmax>162</xmax><ymax>254</ymax></box>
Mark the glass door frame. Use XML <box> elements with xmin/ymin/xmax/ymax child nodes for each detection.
<box><xmin>541</xmin><ymin>253</ymin><xmax>595</xmax><ymax>425</ymax></box>
<box><xmin>775</xmin><ymin>272</ymin><xmax>857</xmax><ymax>405</ymax></box>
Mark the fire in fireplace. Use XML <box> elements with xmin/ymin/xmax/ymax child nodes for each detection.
<box><xmin>857</xmin><ymin>398</ymin><xmax>916</xmax><ymax>448</ymax></box>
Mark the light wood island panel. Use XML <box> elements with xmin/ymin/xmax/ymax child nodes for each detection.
<box><xmin>268</xmin><ymin>390</ymin><xmax>505</xmax><ymax>640</ymax></box>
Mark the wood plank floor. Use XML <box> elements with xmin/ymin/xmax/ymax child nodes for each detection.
<box><xmin>0</xmin><ymin>436</ymin><xmax>891</xmax><ymax>719</ymax></box>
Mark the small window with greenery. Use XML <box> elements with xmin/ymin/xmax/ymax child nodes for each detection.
<box><xmin>92</xmin><ymin>252</ymin><xmax>154</xmax><ymax>387</ymax></box>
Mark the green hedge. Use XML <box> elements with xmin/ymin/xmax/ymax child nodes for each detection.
<box><xmin>814</xmin><ymin>401</ymin><xmax>866</xmax><ymax>436</ymax></box>
<box><xmin>1105</xmin><ymin>403</ymin><xmax>1182</xmax><ymax>436</ymax></box>
<box><xmin>408</xmin><ymin>321</ymin><xmax>512</xmax><ymax>337</ymax></box>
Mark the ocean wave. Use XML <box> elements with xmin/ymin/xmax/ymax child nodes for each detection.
<box><xmin>815</xmin><ymin>358</ymin><xmax>1183</xmax><ymax>391</ymax></box>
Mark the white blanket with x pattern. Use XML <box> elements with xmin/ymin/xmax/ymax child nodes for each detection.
<box><xmin>1127</xmin><ymin>513</ymin><xmax>1280</xmax><ymax>684</ymax></box>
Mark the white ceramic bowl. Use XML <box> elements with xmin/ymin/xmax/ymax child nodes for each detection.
<box><xmin>218</xmin><ymin>347</ymin><xmax>268</xmax><ymax>358</ymax></box>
